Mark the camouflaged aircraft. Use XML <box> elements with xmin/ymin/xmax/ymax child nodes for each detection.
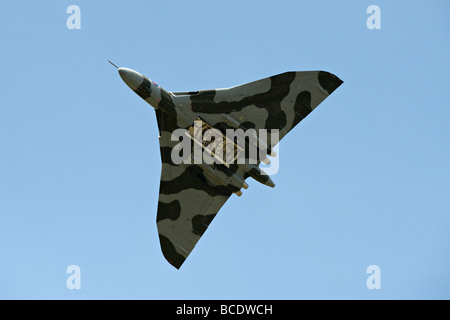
<box><xmin>111</xmin><ymin>61</ymin><xmax>343</xmax><ymax>269</ymax></box>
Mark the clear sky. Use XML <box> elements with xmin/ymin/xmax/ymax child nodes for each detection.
<box><xmin>1</xmin><ymin>0</ymin><xmax>449</xmax><ymax>299</ymax></box>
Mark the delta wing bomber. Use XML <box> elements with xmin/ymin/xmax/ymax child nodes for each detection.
<box><xmin>111</xmin><ymin>61</ymin><xmax>343</xmax><ymax>268</ymax></box>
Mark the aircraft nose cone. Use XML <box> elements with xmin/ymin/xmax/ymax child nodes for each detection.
<box><xmin>118</xmin><ymin>67</ymin><xmax>144</xmax><ymax>90</ymax></box>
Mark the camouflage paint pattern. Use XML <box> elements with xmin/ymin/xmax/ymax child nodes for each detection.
<box><xmin>117</xmin><ymin>68</ymin><xmax>343</xmax><ymax>268</ymax></box>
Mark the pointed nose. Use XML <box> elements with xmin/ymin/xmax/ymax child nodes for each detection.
<box><xmin>118</xmin><ymin>68</ymin><xmax>144</xmax><ymax>90</ymax></box>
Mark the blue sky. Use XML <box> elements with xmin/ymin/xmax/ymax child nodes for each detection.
<box><xmin>1</xmin><ymin>0</ymin><xmax>449</xmax><ymax>299</ymax></box>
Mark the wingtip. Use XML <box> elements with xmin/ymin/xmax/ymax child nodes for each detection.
<box><xmin>159</xmin><ymin>234</ymin><xmax>186</xmax><ymax>270</ymax></box>
<box><xmin>318</xmin><ymin>71</ymin><xmax>343</xmax><ymax>95</ymax></box>
<box><xmin>168</xmin><ymin>259</ymin><xmax>183</xmax><ymax>270</ymax></box>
